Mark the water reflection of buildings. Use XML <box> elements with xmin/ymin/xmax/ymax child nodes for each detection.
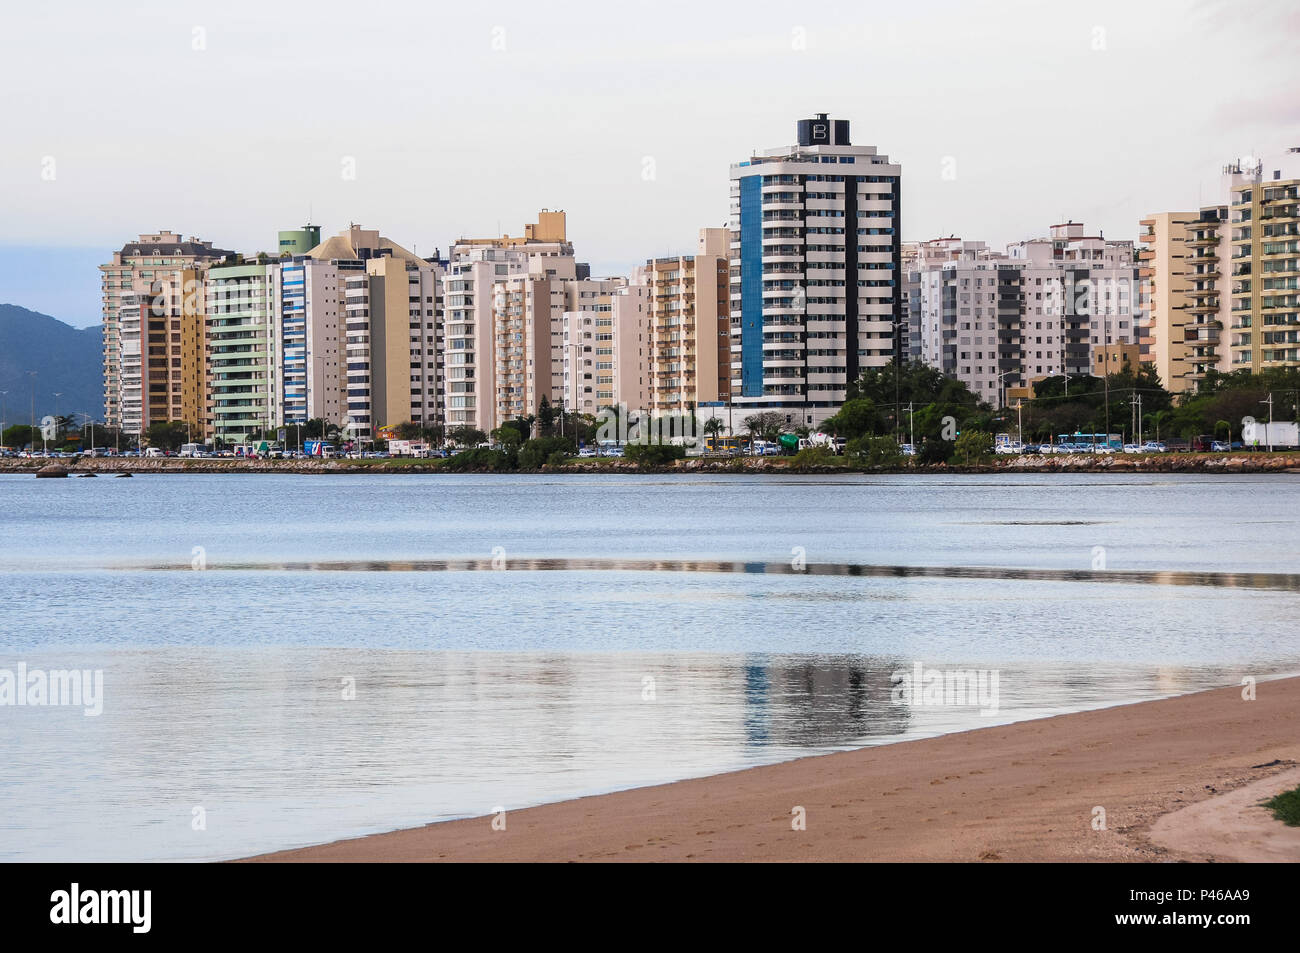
<box><xmin>742</xmin><ymin>657</ymin><xmax>912</xmax><ymax>749</ymax></box>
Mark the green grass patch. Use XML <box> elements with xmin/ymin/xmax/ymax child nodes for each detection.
<box><xmin>1262</xmin><ymin>785</ymin><xmax>1300</xmax><ymax>826</ymax></box>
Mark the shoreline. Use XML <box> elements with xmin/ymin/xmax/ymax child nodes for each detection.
<box><xmin>244</xmin><ymin>676</ymin><xmax>1300</xmax><ymax>862</ymax></box>
<box><xmin>5</xmin><ymin>452</ymin><xmax>1300</xmax><ymax>477</ymax></box>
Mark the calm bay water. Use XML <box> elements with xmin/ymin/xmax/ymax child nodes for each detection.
<box><xmin>1</xmin><ymin>472</ymin><xmax>1298</xmax><ymax>860</ymax></box>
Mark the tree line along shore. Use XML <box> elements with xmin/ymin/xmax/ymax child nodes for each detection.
<box><xmin>7</xmin><ymin>360</ymin><xmax>1300</xmax><ymax>472</ymax></box>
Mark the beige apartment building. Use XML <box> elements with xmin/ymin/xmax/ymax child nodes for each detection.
<box><xmin>178</xmin><ymin>268</ymin><xmax>207</xmax><ymax>433</ymax></box>
<box><xmin>612</xmin><ymin>284</ymin><xmax>652</xmax><ymax>415</ymax></box>
<box><xmin>308</xmin><ymin>225</ymin><xmax>443</xmax><ymax>442</ymax></box>
<box><xmin>113</xmin><ymin>267</ymin><xmax>209</xmax><ymax>438</ymax></box>
<box><xmin>642</xmin><ymin>227</ymin><xmax>731</xmax><ymax>417</ymax></box>
<box><xmin>1184</xmin><ymin>207</ymin><xmax>1231</xmax><ymax>385</ymax></box>
<box><xmin>493</xmin><ymin>271</ymin><xmax>627</xmax><ymax>425</ymax></box>
<box><xmin>100</xmin><ymin>232</ymin><xmax>233</xmax><ymax>430</ymax></box>
<box><xmin>1140</xmin><ymin>149</ymin><xmax>1300</xmax><ymax>390</ymax></box>
<box><xmin>1137</xmin><ymin>212</ymin><xmax>1197</xmax><ymax>392</ymax></box>
<box><xmin>1092</xmin><ymin>342</ymin><xmax>1141</xmax><ymax>376</ymax></box>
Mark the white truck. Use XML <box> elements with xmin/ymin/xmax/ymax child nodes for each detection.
<box><xmin>801</xmin><ymin>432</ymin><xmax>846</xmax><ymax>453</ymax></box>
<box><xmin>1247</xmin><ymin>421</ymin><xmax>1299</xmax><ymax>449</ymax></box>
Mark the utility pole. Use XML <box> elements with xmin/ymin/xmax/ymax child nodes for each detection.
<box><xmin>1102</xmin><ymin>364</ymin><xmax>1110</xmax><ymax>447</ymax></box>
<box><xmin>893</xmin><ymin>340</ymin><xmax>901</xmax><ymax>445</ymax></box>
<box><xmin>907</xmin><ymin>401</ymin><xmax>915</xmax><ymax>449</ymax></box>
<box><xmin>28</xmin><ymin>371</ymin><xmax>37</xmax><ymax>452</ymax></box>
<box><xmin>1016</xmin><ymin>400</ymin><xmax>1023</xmax><ymax>446</ymax></box>
<box><xmin>1262</xmin><ymin>393</ymin><xmax>1274</xmax><ymax>452</ymax></box>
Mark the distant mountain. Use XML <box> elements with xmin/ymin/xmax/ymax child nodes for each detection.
<box><xmin>0</xmin><ymin>303</ymin><xmax>103</xmax><ymax>424</ymax></box>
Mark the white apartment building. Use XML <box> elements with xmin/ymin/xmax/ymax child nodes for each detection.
<box><xmin>268</xmin><ymin>256</ymin><xmax>349</xmax><ymax>427</ymax></box>
<box><xmin>908</xmin><ymin>224</ymin><xmax>1139</xmax><ymax>406</ymax></box>
<box><xmin>115</xmin><ymin>294</ymin><xmax>146</xmax><ymax>435</ymax></box>
<box><xmin>729</xmin><ymin>114</ymin><xmax>902</xmax><ymax>428</ymax></box>
<box><xmin>443</xmin><ymin>211</ymin><xmax>576</xmax><ymax>434</ymax></box>
<box><xmin>442</xmin><ymin>247</ymin><xmax>531</xmax><ymax>435</ymax></box>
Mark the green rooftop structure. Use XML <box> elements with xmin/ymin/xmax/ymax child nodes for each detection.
<box><xmin>277</xmin><ymin>224</ymin><xmax>322</xmax><ymax>257</ymax></box>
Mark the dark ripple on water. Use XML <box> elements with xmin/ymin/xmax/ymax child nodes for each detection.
<box><xmin>123</xmin><ymin>556</ymin><xmax>1300</xmax><ymax>592</ymax></box>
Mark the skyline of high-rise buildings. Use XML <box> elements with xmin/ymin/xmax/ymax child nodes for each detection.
<box><xmin>92</xmin><ymin>118</ymin><xmax>1300</xmax><ymax>444</ymax></box>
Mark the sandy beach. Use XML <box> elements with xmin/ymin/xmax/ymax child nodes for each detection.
<box><xmin>246</xmin><ymin>675</ymin><xmax>1300</xmax><ymax>863</ymax></box>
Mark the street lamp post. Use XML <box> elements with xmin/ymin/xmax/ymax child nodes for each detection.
<box><xmin>892</xmin><ymin>321</ymin><xmax>905</xmax><ymax>444</ymax></box>
<box><xmin>69</xmin><ymin>412</ymin><xmax>96</xmax><ymax>453</ymax></box>
<box><xmin>995</xmin><ymin>370</ymin><xmax>1015</xmax><ymax>412</ymax></box>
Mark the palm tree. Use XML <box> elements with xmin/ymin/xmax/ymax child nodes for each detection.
<box><xmin>1215</xmin><ymin>419</ymin><xmax>1231</xmax><ymax>449</ymax></box>
<box><xmin>1143</xmin><ymin>409</ymin><xmax>1170</xmax><ymax>444</ymax></box>
<box><xmin>702</xmin><ymin>417</ymin><xmax>725</xmax><ymax>450</ymax></box>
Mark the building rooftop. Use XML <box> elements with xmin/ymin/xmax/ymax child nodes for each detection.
<box><xmin>308</xmin><ymin>225</ymin><xmax>425</xmax><ymax>266</ymax></box>
<box><xmin>116</xmin><ymin>239</ymin><xmax>234</xmax><ymax>258</ymax></box>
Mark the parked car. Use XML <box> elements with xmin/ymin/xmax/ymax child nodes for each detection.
<box><xmin>1122</xmin><ymin>443</ymin><xmax>1142</xmax><ymax>454</ymax></box>
<box><xmin>1141</xmin><ymin>441</ymin><xmax>1167</xmax><ymax>453</ymax></box>
<box><xmin>1211</xmin><ymin>441</ymin><xmax>1230</xmax><ymax>452</ymax></box>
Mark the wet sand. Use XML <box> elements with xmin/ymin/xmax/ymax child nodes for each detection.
<box><xmin>245</xmin><ymin>676</ymin><xmax>1300</xmax><ymax>862</ymax></box>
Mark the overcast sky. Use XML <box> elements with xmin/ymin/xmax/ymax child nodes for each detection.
<box><xmin>1</xmin><ymin>0</ymin><xmax>1296</xmax><ymax>326</ymax></box>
